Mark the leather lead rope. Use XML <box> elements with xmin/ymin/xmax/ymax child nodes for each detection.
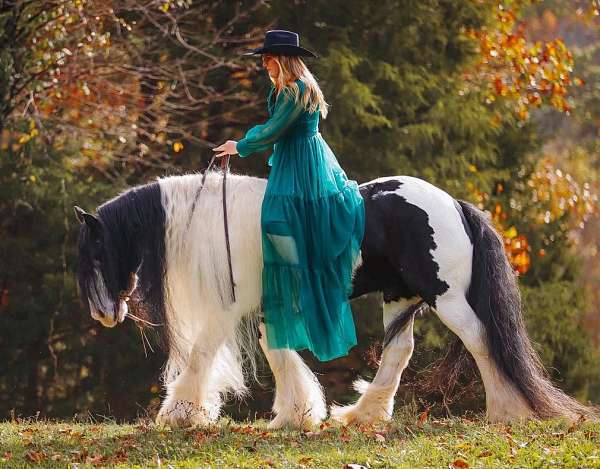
<box><xmin>220</xmin><ymin>154</ymin><xmax>236</xmax><ymax>303</ymax></box>
<box><xmin>187</xmin><ymin>152</ymin><xmax>236</xmax><ymax>305</ymax></box>
<box><xmin>186</xmin><ymin>153</ymin><xmax>217</xmax><ymax>232</ymax></box>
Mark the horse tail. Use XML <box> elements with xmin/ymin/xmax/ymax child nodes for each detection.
<box><xmin>383</xmin><ymin>301</ymin><xmax>428</xmax><ymax>348</ymax></box>
<box><xmin>458</xmin><ymin>199</ymin><xmax>598</xmax><ymax>420</ymax></box>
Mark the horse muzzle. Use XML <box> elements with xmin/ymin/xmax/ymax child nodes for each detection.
<box><xmin>90</xmin><ymin>300</ymin><xmax>127</xmax><ymax>328</ymax></box>
<box><xmin>91</xmin><ymin>309</ymin><xmax>118</xmax><ymax>328</ymax></box>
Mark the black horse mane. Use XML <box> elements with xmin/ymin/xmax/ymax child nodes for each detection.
<box><xmin>95</xmin><ymin>181</ymin><xmax>170</xmax><ymax>350</ymax></box>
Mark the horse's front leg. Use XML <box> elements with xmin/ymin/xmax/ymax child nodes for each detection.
<box><xmin>258</xmin><ymin>322</ymin><xmax>327</xmax><ymax>429</ymax></box>
<box><xmin>156</xmin><ymin>318</ymin><xmax>235</xmax><ymax>428</ymax></box>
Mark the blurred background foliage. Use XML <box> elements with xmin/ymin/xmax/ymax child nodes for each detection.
<box><xmin>0</xmin><ymin>0</ymin><xmax>599</xmax><ymax>421</ymax></box>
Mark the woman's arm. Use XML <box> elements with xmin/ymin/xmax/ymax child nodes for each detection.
<box><xmin>236</xmin><ymin>86</ymin><xmax>305</xmax><ymax>158</ymax></box>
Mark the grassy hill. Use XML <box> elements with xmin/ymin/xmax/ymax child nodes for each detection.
<box><xmin>1</xmin><ymin>412</ymin><xmax>599</xmax><ymax>468</ymax></box>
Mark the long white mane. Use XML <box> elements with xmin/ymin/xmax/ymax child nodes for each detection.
<box><xmin>158</xmin><ymin>170</ymin><xmax>267</xmax><ymax>413</ymax></box>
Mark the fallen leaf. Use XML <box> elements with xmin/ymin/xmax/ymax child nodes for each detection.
<box><xmin>417</xmin><ymin>409</ymin><xmax>429</xmax><ymax>427</ymax></box>
<box><xmin>454</xmin><ymin>442</ymin><xmax>472</xmax><ymax>450</ymax></box>
<box><xmin>88</xmin><ymin>453</ymin><xmax>106</xmax><ymax>466</ymax></box>
<box><xmin>478</xmin><ymin>450</ymin><xmax>492</xmax><ymax>458</ymax></box>
<box><xmin>25</xmin><ymin>451</ymin><xmax>45</xmax><ymax>463</ymax></box>
<box><xmin>69</xmin><ymin>431</ymin><xmax>85</xmax><ymax>441</ymax></box>
<box><xmin>320</xmin><ymin>421</ymin><xmax>332</xmax><ymax>430</ymax></box>
<box><xmin>452</xmin><ymin>459</ymin><xmax>469</xmax><ymax>468</ymax></box>
<box><xmin>567</xmin><ymin>414</ymin><xmax>586</xmax><ymax>433</ymax></box>
<box><xmin>113</xmin><ymin>448</ymin><xmax>128</xmax><ymax>463</ymax></box>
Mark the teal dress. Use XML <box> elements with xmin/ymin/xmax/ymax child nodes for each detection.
<box><xmin>236</xmin><ymin>78</ymin><xmax>365</xmax><ymax>361</ymax></box>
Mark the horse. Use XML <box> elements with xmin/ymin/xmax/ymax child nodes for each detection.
<box><xmin>74</xmin><ymin>170</ymin><xmax>596</xmax><ymax>428</ymax></box>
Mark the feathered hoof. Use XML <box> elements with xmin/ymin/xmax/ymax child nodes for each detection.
<box><xmin>485</xmin><ymin>391</ymin><xmax>535</xmax><ymax>423</ymax></box>
<box><xmin>267</xmin><ymin>408</ymin><xmax>324</xmax><ymax>430</ymax></box>
<box><xmin>485</xmin><ymin>407</ymin><xmax>533</xmax><ymax>424</ymax></box>
<box><xmin>155</xmin><ymin>400</ymin><xmax>212</xmax><ymax>428</ymax></box>
<box><xmin>269</xmin><ymin>402</ymin><xmax>327</xmax><ymax>430</ymax></box>
<box><xmin>329</xmin><ymin>402</ymin><xmax>393</xmax><ymax>426</ymax></box>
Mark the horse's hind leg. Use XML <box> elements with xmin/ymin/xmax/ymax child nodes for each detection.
<box><xmin>330</xmin><ymin>297</ymin><xmax>420</xmax><ymax>425</ymax></box>
<box><xmin>258</xmin><ymin>322</ymin><xmax>326</xmax><ymax>429</ymax></box>
<box><xmin>433</xmin><ymin>289</ymin><xmax>532</xmax><ymax>422</ymax></box>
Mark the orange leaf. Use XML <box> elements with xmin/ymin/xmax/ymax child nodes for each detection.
<box><xmin>452</xmin><ymin>459</ymin><xmax>469</xmax><ymax>468</ymax></box>
<box><xmin>417</xmin><ymin>408</ymin><xmax>429</xmax><ymax>426</ymax></box>
<box><xmin>25</xmin><ymin>451</ymin><xmax>45</xmax><ymax>463</ymax></box>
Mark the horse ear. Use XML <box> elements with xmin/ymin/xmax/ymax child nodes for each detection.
<box><xmin>74</xmin><ymin>206</ymin><xmax>86</xmax><ymax>224</ymax></box>
<box><xmin>74</xmin><ymin>206</ymin><xmax>102</xmax><ymax>234</ymax></box>
<box><xmin>84</xmin><ymin>213</ymin><xmax>102</xmax><ymax>233</ymax></box>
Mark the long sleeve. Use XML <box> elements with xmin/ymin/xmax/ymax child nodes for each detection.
<box><xmin>236</xmin><ymin>85</ymin><xmax>305</xmax><ymax>158</ymax></box>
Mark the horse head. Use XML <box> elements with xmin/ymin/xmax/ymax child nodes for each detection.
<box><xmin>74</xmin><ymin>205</ymin><xmax>139</xmax><ymax>328</ymax></box>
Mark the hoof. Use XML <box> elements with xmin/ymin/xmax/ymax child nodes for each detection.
<box><xmin>330</xmin><ymin>403</ymin><xmax>360</xmax><ymax>425</ymax></box>
<box><xmin>155</xmin><ymin>400</ymin><xmax>212</xmax><ymax>428</ymax></box>
<box><xmin>267</xmin><ymin>402</ymin><xmax>325</xmax><ymax>430</ymax></box>
<box><xmin>486</xmin><ymin>407</ymin><xmax>533</xmax><ymax>424</ymax></box>
<box><xmin>267</xmin><ymin>413</ymin><xmax>315</xmax><ymax>430</ymax></box>
<box><xmin>330</xmin><ymin>401</ymin><xmax>393</xmax><ymax>426</ymax></box>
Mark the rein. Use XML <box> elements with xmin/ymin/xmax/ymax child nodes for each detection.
<box><xmin>187</xmin><ymin>152</ymin><xmax>236</xmax><ymax>304</ymax></box>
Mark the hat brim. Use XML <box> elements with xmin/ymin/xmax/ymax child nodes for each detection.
<box><xmin>242</xmin><ymin>44</ymin><xmax>317</xmax><ymax>58</ymax></box>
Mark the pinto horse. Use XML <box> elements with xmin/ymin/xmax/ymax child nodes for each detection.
<box><xmin>74</xmin><ymin>171</ymin><xmax>595</xmax><ymax>428</ymax></box>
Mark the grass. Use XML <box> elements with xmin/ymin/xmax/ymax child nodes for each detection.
<box><xmin>1</xmin><ymin>412</ymin><xmax>599</xmax><ymax>468</ymax></box>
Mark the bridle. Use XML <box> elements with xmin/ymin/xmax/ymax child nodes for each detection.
<box><xmin>186</xmin><ymin>152</ymin><xmax>236</xmax><ymax>304</ymax></box>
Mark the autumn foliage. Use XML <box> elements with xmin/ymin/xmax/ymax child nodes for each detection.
<box><xmin>464</xmin><ymin>0</ymin><xmax>586</xmax><ymax>120</ymax></box>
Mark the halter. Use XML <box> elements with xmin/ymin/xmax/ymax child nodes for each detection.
<box><xmin>187</xmin><ymin>153</ymin><xmax>236</xmax><ymax>304</ymax></box>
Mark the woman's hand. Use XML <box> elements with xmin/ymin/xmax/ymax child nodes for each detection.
<box><xmin>213</xmin><ymin>140</ymin><xmax>238</xmax><ymax>158</ymax></box>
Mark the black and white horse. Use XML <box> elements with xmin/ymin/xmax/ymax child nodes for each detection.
<box><xmin>75</xmin><ymin>171</ymin><xmax>595</xmax><ymax>428</ymax></box>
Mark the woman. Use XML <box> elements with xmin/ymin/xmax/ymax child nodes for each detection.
<box><xmin>213</xmin><ymin>30</ymin><xmax>365</xmax><ymax>362</ymax></box>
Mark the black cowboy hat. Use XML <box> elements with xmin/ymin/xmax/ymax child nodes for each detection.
<box><xmin>242</xmin><ymin>30</ymin><xmax>318</xmax><ymax>58</ymax></box>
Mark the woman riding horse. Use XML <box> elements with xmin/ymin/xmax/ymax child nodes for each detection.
<box><xmin>213</xmin><ymin>30</ymin><xmax>365</xmax><ymax>363</ymax></box>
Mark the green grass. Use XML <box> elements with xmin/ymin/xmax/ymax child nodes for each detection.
<box><xmin>1</xmin><ymin>414</ymin><xmax>599</xmax><ymax>468</ymax></box>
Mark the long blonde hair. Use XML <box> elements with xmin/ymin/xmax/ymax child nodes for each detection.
<box><xmin>268</xmin><ymin>55</ymin><xmax>329</xmax><ymax>119</ymax></box>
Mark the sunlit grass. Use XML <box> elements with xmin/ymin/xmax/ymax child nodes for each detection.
<box><xmin>1</xmin><ymin>413</ymin><xmax>599</xmax><ymax>468</ymax></box>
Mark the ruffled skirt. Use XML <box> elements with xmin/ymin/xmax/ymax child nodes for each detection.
<box><xmin>260</xmin><ymin>132</ymin><xmax>365</xmax><ymax>361</ymax></box>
